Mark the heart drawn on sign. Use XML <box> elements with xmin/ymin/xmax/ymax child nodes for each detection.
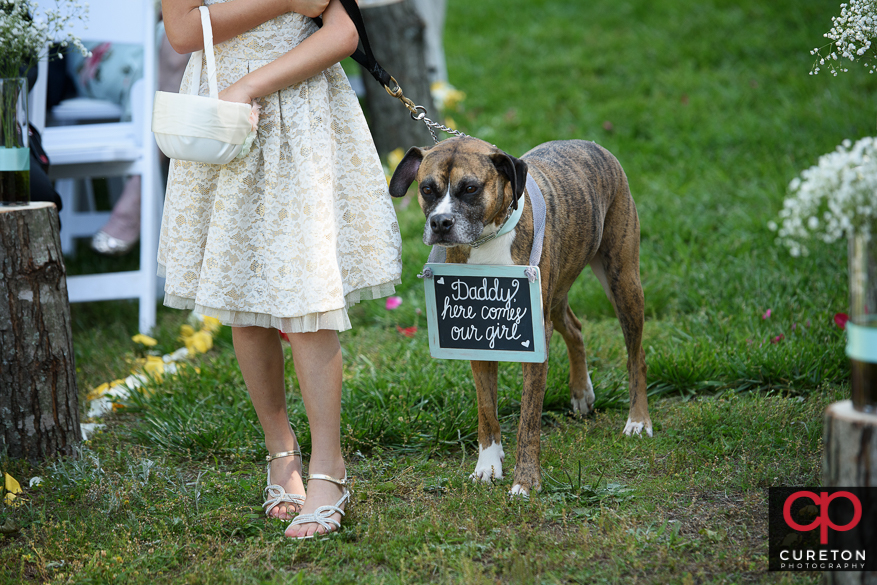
<box><xmin>522</xmin><ymin>340</ymin><xmax>530</xmax><ymax>348</ymax></box>
<box><xmin>437</xmin><ymin>277</ymin><xmax>445</xmax><ymax>285</ymax></box>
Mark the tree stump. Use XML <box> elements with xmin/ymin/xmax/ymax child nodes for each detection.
<box><xmin>361</xmin><ymin>0</ymin><xmax>438</xmax><ymax>156</ymax></box>
<box><xmin>0</xmin><ymin>202</ymin><xmax>80</xmax><ymax>463</ymax></box>
<box><xmin>823</xmin><ymin>400</ymin><xmax>877</xmax><ymax>584</ymax></box>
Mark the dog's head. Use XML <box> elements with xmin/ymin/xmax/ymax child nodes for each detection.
<box><xmin>389</xmin><ymin>136</ymin><xmax>527</xmax><ymax>247</ymax></box>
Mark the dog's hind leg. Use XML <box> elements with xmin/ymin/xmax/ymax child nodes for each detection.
<box><xmin>470</xmin><ymin>360</ymin><xmax>505</xmax><ymax>482</ymax></box>
<box><xmin>590</xmin><ymin>253</ymin><xmax>651</xmax><ymax>436</ymax></box>
<box><xmin>589</xmin><ymin>184</ymin><xmax>652</xmax><ymax>437</ymax></box>
<box><xmin>551</xmin><ymin>299</ymin><xmax>595</xmax><ymax>415</ymax></box>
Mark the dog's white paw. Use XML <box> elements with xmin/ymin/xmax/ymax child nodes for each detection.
<box><xmin>622</xmin><ymin>417</ymin><xmax>653</xmax><ymax>437</ymax></box>
<box><xmin>469</xmin><ymin>442</ymin><xmax>504</xmax><ymax>483</ymax></box>
<box><xmin>508</xmin><ymin>484</ymin><xmax>530</xmax><ymax>499</ymax></box>
<box><xmin>571</xmin><ymin>374</ymin><xmax>596</xmax><ymax>414</ymax></box>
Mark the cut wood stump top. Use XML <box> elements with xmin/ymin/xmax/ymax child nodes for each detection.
<box><xmin>0</xmin><ymin>201</ymin><xmax>56</xmax><ymax>214</ymax></box>
<box><xmin>827</xmin><ymin>399</ymin><xmax>877</xmax><ymax>423</ymax></box>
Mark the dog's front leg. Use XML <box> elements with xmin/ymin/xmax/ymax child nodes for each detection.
<box><xmin>470</xmin><ymin>360</ymin><xmax>504</xmax><ymax>482</ymax></box>
<box><xmin>510</xmin><ymin>359</ymin><xmax>549</xmax><ymax>497</ymax></box>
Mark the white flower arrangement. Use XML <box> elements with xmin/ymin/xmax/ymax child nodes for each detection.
<box><xmin>0</xmin><ymin>0</ymin><xmax>91</xmax><ymax>79</ymax></box>
<box><xmin>811</xmin><ymin>0</ymin><xmax>877</xmax><ymax>75</ymax></box>
<box><xmin>770</xmin><ymin>137</ymin><xmax>877</xmax><ymax>257</ymax></box>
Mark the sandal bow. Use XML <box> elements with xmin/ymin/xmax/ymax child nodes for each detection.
<box><xmin>263</xmin><ymin>450</ymin><xmax>305</xmax><ymax>517</ymax></box>
<box><xmin>287</xmin><ymin>473</ymin><xmax>349</xmax><ymax>539</ymax></box>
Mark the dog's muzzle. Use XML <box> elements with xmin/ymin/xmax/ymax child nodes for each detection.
<box><xmin>429</xmin><ymin>213</ymin><xmax>455</xmax><ymax>236</ymax></box>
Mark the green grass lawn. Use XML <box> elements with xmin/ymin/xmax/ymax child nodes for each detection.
<box><xmin>1</xmin><ymin>0</ymin><xmax>870</xmax><ymax>582</ymax></box>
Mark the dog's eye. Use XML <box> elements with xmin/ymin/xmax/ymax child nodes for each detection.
<box><xmin>421</xmin><ymin>186</ymin><xmax>433</xmax><ymax>196</ymax></box>
<box><xmin>465</xmin><ymin>185</ymin><xmax>478</xmax><ymax>194</ymax></box>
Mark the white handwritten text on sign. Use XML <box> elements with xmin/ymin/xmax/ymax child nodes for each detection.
<box><xmin>423</xmin><ymin>263</ymin><xmax>547</xmax><ymax>362</ymax></box>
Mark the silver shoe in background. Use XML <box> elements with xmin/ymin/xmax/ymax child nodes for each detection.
<box><xmin>91</xmin><ymin>230</ymin><xmax>138</xmax><ymax>256</ymax></box>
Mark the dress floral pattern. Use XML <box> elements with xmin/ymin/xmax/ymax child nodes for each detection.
<box><xmin>158</xmin><ymin>2</ymin><xmax>402</xmax><ymax>333</ymax></box>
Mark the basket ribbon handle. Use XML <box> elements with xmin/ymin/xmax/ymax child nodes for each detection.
<box><xmin>189</xmin><ymin>5</ymin><xmax>219</xmax><ymax>99</ymax></box>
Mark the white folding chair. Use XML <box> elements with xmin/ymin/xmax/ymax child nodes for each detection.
<box><xmin>30</xmin><ymin>0</ymin><xmax>161</xmax><ymax>333</ymax></box>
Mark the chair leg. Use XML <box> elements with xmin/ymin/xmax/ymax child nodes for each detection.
<box><xmin>82</xmin><ymin>177</ymin><xmax>97</xmax><ymax>213</ymax></box>
<box><xmin>56</xmin><ymin>179</ymin><xmax>76</xmax><ymax>255</ymax></box>
<box><xmin>137</xmin><ymin>167</ymin><xmax>162</xmax><ymax>334</ymax></box>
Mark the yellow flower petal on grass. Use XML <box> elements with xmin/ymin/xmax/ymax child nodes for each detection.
<box><xmin>4</xmin><ymin>473</ymin><xmax>21</xmax><ymax>494</ymax></box>
<box><xmin>86</xmin><ymin>382</ymin><xmax>110</xmax><ymax>402</ymax></box>
<box><xmin>3</xmin><ymin>473</ymin><xmax>22</xmax><ymax>506</ymax></box>
<box><xmin>201</xmin><ymin>316</ymin><xmax>221</xmax><ymax>333</ymax></box>
<box><xmin>131</xmin><ymin>334</ymin><xmax>158</xmax><ymax>347</ymax></box>
<box><xmin>142</xmin><ymin>356</ymin><xmax>165</xmax><ymax>378</ymax></box>
<box><xmin>387</xmin><ymin>148</ymin><xmax>405</xmax><ymax>173</ymax></box>
<box><xmin>185</xmin><ymin>330</ymin><xmax>213</xmax><ymax>355</ymax></box>
<box><xmin>179</xmin><ymin>324</ymin><xmax>195</xmax><ymax>339</ymax></box>
<box><xmin>430</xmin><ymin>81</ymin><xmax>466</xmax><ymax>111</ymax></box>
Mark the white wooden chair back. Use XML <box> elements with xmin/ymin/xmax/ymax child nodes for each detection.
<box><xmin>29</xmin><ymin>0</ymin><xmax>161</xmax><ymax>333</ymax></box>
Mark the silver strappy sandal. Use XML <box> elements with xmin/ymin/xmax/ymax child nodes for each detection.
<box><xmin>263</xmin><ymin>450</ymin><xmax>306</xmax><ymax>518</ymax></box>
<box><xmin>286</xmin><ymin>473</ymin><xmax>349</xmax><ymax>539</ymax></box>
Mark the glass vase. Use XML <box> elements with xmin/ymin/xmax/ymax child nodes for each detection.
<box><xmin>0</xmin><ymin>77</ymin><xmax>30</xmax><ymax>206</ymax></box>
<box><xmin>848</xmin><ymin>230</ymin><xmax>877</xmax><ymax>414</ymax></box>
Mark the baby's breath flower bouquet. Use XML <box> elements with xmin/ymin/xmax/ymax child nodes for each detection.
<box><xmin>811</xmin><ymin>0</ymin><xmax>877</xmax><ymax>75</ymax></box>
<box><xmin>0</xmin><ymin>0</ymin><xmax>90</xmax><ymax>79</ymax></box>
<box><xmin>1</xmin><ymin>0</ymin><xmax>90</xmax><ymax>203</ymax></box>
<box><xmin>806</xmin><ymin>4</ymin><xmax>877</xmax><ymax>412</ymax></box>
<box><xmin>771</xmin><ymin>137</ymin><xmax>877</xmax><ymax>257</ymax></box>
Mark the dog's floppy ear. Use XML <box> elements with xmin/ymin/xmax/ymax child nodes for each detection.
<box><xmin>389</xmin><ymin>147</ymin><xmax>427</xmax><ymax>198</ymax></box>
<box><xmin>490</xmin><ymin>152</ymin><xmax>528</xmax><ymax>209</ymax></box>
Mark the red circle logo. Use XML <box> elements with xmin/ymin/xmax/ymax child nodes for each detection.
<box><xmin>783</xmin><ymin>491</ymin><xmax>862</xmax><ymax>545</ymax></box>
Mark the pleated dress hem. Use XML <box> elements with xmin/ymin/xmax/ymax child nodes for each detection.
<box><xmin>162</xmin><ymin>279</ymin><xmax>399</xmax><ymax>334</ymax></box>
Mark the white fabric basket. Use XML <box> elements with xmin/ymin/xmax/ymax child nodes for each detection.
<box><xmin>152</xmin><ymin>6</ymin><xmax>253</xmax><ymax>165</ymax></box>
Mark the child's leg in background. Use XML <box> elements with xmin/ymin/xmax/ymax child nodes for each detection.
<box><xmin>233</xmin><ymin>326</ymin><xmax>305</xmax><ymax>519</ymax></box>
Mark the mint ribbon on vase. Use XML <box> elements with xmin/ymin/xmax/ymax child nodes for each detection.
<box><xmin>0</xmin><ymin>148</ymin><xmax>29</xmax><ymax>171</ymax></box>
<box><xmin>847</xmin><ymin>322</ymin><xmax>877</xmax><ymax>363</ymax></box>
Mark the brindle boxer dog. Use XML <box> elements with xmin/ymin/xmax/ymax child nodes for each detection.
<box><xmin>389</xmin><ymin>136</ymin><xmax>652</xmax><ymax>496</ymax></box>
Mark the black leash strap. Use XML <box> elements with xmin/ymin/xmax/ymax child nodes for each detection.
<box><xmin>312</xmin><ymin>0</ymin><xmax>394</xmax><ymax>92</ymax></box>
<box><xmin>313</xmin><ymin>0</ymin><xmax>467</xmax><ymax>143</ymax></box>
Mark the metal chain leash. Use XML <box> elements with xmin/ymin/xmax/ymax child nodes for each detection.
<box><xmin>384</xmin><ymin>77</ymin><xmax>467</xmax><ymax>144</ymax></box>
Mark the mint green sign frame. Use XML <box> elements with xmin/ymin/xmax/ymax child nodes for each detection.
<box><xmin>423</xmin><ymin>263</ymin><xmax>547</xmax><ymax>363</ymax></box>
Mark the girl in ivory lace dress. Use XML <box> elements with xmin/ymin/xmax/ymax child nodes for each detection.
<box><xmin>160</xmin><ymin>0</ymin><xmax>402</xmax><ymax>539</ymax></box>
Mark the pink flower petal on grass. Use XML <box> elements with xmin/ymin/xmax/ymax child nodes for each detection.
<box><xmin>771</xmin><ymin>334</ymin><xmax>785</xmax><ymax>344</ymax></box>
<box><xmin>762</xmin><ymin>309</ymin><xmax>772</xmax><ymax>320</ymax></box>
<box><xmin>385</xmin><ymin>296</ymin><xmax>403</xmax><ymax>310</ymax></box>
<box><xmin>834</xmin><ymin>313</ymin><xmax>849</xmax><ymax>330</ymax></box>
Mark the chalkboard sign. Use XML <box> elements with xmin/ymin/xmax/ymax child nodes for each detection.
<box><xmin>423</xmin><ymin>263</ymin><xmax>547</xmax><ymax>362</ymax></box>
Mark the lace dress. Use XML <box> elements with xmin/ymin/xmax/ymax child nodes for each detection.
<box><xmin>158</xmin><ymin>3</ymin><xmax>402</xmax><ymax>333</ymax></box>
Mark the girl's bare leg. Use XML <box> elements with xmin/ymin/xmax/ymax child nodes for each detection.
<box><xmin>233</xmin><ymin>326</ymin><xmax>305</xmax><ymax>520</ymax></box>
<box><xmin>283</xmin><ymin>329</ymin><xmax>346</xmax><ymax>538</ymax></box>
